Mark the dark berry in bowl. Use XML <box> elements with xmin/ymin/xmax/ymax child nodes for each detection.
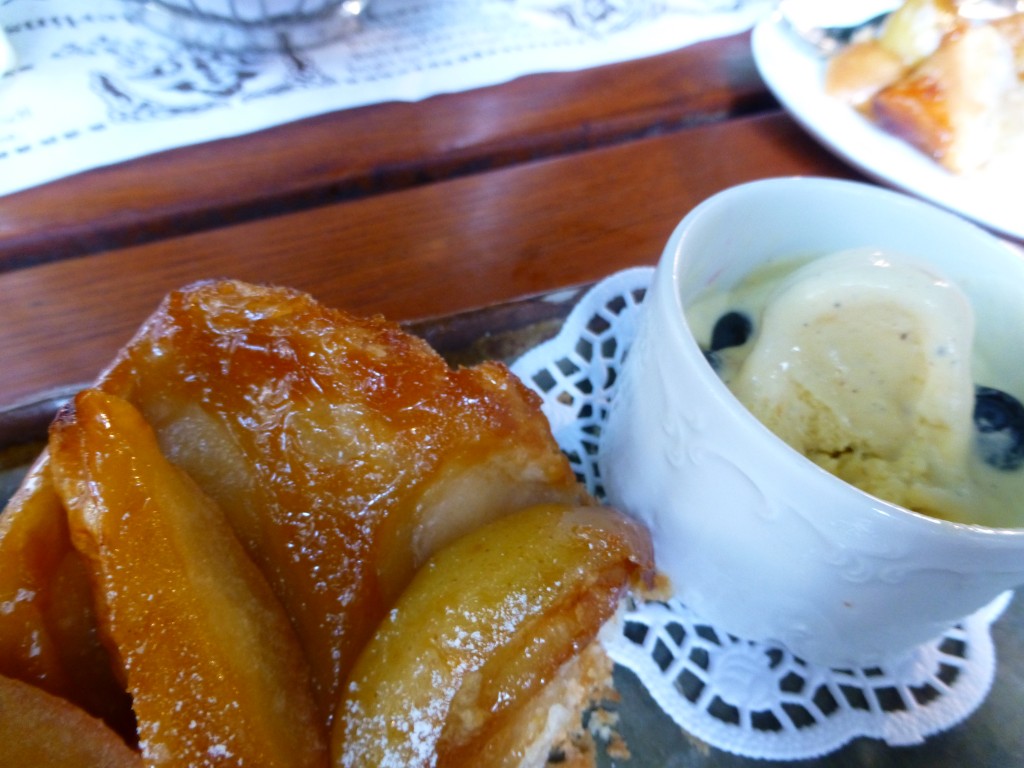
<box><xmin>974</xmin><ymin>386</ymin><xmax>1024</xmax><ymax>472</ymax></box>
<box><xmin>710</xmin><ymin>311</ymin><xmax>753</xmax><ymax>352</ymax></box>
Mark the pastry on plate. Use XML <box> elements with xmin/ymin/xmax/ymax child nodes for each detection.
<box><xmin>0</xmin><ymin>280</ymin><xmax>650</xmax><ymax>766</ymax></box>
<box><xmin>825</xmin><ymin>0</ymin><xmax>1024</xmax><ymax>173</ymax></box>
<box><xmin>873</xmin><ymin>21</ymin><xmax>1017</xmax><ymax>172</ymax></box>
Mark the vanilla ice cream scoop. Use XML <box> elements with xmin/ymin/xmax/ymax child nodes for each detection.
<box><xmin>708</xmin><ymin>248</ymin><xmax>979</xmax><ymax>519</ymax></box>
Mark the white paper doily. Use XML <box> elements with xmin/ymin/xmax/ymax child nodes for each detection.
<box><xmin>509</xmin><ymin>267</ymin><xmax>1012</xmax><ymax>761</ymax></box>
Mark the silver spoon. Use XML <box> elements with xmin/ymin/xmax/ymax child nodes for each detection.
<box><xmin>778</xmin><ymin>0</ymin><xmax>1024</xmax><ymax>57</ymax></box>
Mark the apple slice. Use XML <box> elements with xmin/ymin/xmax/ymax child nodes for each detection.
<box><xmin>331</xmin><ymin>503</ymin><xmax>653</xmax><ymax>767</ymax></box>
<box><xmin>49</xmin><ymin>389</ymin><xmax>327</xmax><ymax>768</ymax></box>
<box><xmin>0</xmin><ymin>673</ymin><xmax>141</xmax><ymax>767</ymax></box>
<box><xmin>0</xmin><ymin>455</ymin><xmax>136</xmax><ymax>741</ymax></box>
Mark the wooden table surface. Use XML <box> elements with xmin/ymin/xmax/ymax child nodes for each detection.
<box><xmin>0</xmin><ymin>32</ymin><xmax>774</xmax><ymax>270</ymax></box>
<box><xmin>0</xmin><ymin>110</ymin><xmax>858</xmax><ymax>410</ymax></box>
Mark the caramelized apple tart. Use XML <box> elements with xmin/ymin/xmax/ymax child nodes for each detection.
<box><xmin>0</xmin><ymin>280</ymin><xmax>654</xmax><ymax>767</ymax></box>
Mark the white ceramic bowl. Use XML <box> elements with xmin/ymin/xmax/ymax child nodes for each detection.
<box><xmin>599</xmin><ymin>177</ymin><xmax>1024</xmax><ymax>669</ymax></box>
<box><xmin>125</xmin><ymin>0</ymin><xmax>366</xmax><ymax>52</ymax></box>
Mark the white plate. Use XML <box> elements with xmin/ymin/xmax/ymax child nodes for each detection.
<box><xmin>751</xmin><ymin>12</ymin><xmax>1024</xmax><ymax>241</ymax></box>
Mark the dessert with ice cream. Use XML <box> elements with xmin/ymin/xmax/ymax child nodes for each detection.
<box><xmin>0</xmin><ymin>280</ymin><xmax>653</xmax><ymax>766</ymax></box>
<box><xmin>686</xmin><ymin>248</ymin><xmax>1024</xmax><ymax>528</ymax></box>
<box><xmin>599</xmin><ymin>178</ymin><xmax>1024</xmax><ymax>669</ymax></box>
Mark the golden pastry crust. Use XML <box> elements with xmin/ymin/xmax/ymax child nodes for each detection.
<box><xmin>872</xmin><ymin>22</ymin><xmax>1016</xmax><ymax>172</ymax></box>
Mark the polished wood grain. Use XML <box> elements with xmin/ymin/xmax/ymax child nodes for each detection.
<box><xmin>0</xmin><ymin>32</ymin><xmax>774</xmax><ymax>271</ymax></box>
<box><xmin>0</xmin><ymin>112</ymin><xmax>858</xmax><ymax>410</ymax></box>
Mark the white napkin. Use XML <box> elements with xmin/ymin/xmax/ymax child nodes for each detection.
<box><xmin>0</xmin><ymin>0</ymin><xmax>770</xmax><ymax>197</ymax></box>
